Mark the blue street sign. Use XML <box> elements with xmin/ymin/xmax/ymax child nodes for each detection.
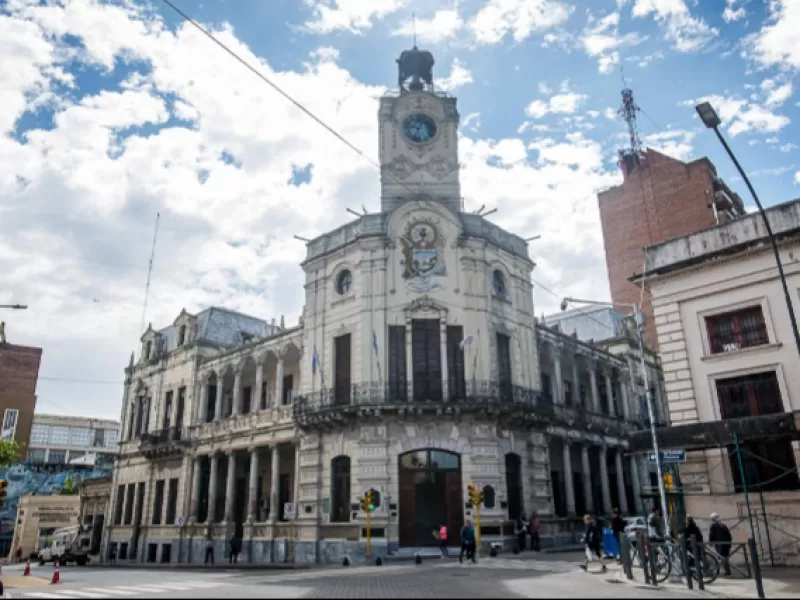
<box><xmin>649</xmin><ymin>450</ymin><xmax>686</xmax><ymax>464</ymax></box>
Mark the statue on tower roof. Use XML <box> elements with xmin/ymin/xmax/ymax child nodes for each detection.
<box><xmin>397</xmin><ymin>45</ymin><xmax>435</xmax><ymax>93</ymax></box>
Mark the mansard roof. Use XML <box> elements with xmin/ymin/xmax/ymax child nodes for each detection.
<box><xmin>156</xmin><ymin>307</ymin><xmax>280</xmax><ymax>349</ymax></box>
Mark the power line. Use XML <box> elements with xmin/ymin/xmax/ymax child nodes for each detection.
<box><xmin>38</xmin><ymin>376</ymin><xmax>122</xmax><ymax>385</ymax></box>
<box><xmin>531</xmin><ymin>276</ymin><xmax>616</xmax><ymax>334</ymax></box>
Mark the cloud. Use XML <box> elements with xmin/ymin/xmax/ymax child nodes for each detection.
<box><xmin>525</xmin><ymin>91</ymin><xmax>588</xmax><ymax>119</ymax></box>
<box><xmin>632</xmin><ymin>0</ymin><xmax>718</xmax><ymax>52</ymax></box>
<box><xmin>683</xmin><ymin>94</ymin><xmax>790</xmax><ymax>136</ymax></box>
<box><xmin>744</xmin><ymin>0</ymin><xmax>800</xmax><ymax>69</ymax></box>
<box><xmin>437</xmin><ymin>58</ymin><xmax>473</xmax><ymax>91</ymax></box>
<box><xmin>723</xmin><ymin>0</ymin><xmax>747</xmax><ymax>23</ymax></box>
<box><xmin>579</xmin><ymin>11</ymin><xmax>646</xmax><ymax>74</ymax></box>
<box><xmin>2</xmin><ymin>0</ymin><xmax>623</xmax><ymax>417</ymax></box>
<box><xmin>643</xmin><ymin>130</ymin><xmax>696</xmax><ymax>161</ymax></box>
<box><xmin>764</xmin><ymin>82</ymin><xmax>793</xmax><ymax>107</ymax></box>
<box><xmin>392</xmin><ymin>9</ymin><xmax>463</xmax><ymax>43</ymax></box>
<box><xmin>304</xmin><ymin>0</ymin><xmax>406</xmax><ymax>33</ymax></box>
<box><xmin>469</xmin><ymin>0</ymin><xmax>573</xmax><ymax>45</ymax></box>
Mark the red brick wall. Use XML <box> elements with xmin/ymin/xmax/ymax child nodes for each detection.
<box><xmin>0</xmin><ymin>343</ymin><xmax>42</xmax><ymax>452</ymax></box>
<box><xmin>599</xmin><ymin>150</ymin><xmax>719</xmax><ymax>348</ymax></box>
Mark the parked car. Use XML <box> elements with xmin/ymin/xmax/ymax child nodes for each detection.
<box><xmin>624</xmin><ymin>516</ymin><xmax>648</xmax><ymax>540</ymax></box>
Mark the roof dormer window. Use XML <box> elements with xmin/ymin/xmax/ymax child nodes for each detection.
<box><xmin>178</xmin><ymin>325</ymin><xmax>186</xmax><ymax>347</ymax></box>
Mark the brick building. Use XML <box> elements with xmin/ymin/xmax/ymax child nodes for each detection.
<box><xmin>0</xmin><ymin>342</ymin><xmax>43</xmax><ymax>451</ymax></box>
<box><xmin>598</xmin><ymin>149</ymin><xmax>745</xmax><ymax>348</ymax></box>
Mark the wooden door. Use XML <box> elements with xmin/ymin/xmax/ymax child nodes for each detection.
<box><xmin>445</xmin><ymin>471</ymin><xmax>463</xmax><ymax>547</ymax></box>
<box><xmin>412</xmin><ymin>319</ymin><xmax>442</xmax><ymax>402</ymax></box>
<box><xmin>398</xmin><ymin>471</ymin><xmax>416</xmax><ymax>547</ymax></box>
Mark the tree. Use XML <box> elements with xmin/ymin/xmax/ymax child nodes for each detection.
<box><xmin>0</xmin><ymin>440</ymin><xmax>20</xmax><ymax>469</ymax></box>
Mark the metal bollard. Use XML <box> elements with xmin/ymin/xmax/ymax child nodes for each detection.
<box><xmin>690</xmin><ymin>535</ymin><xmax>704</xmax><ymax>591</ymax></box>
<box><xmin>681</xmin><ymin>535</ymin><xmax>693</xmax><ymax>590</ymax></box>
<box><xmin>621</xmin><ymin>533</ymin><xmax>633</xmax><ymax>580</ymax></box>
<box><xmin>748</xmin><ymin>538</ymin><xmax>765</xmax><ymax>599</ymax></box>
<box><xmin>648</xmin><ymin>538</ymin><xmax>659</xmax><ymax>586</ymax></box>
<box><xmin>638</xmin><ymin>530</ymin><xmax>651</xmax><ymax>585</ymax></box>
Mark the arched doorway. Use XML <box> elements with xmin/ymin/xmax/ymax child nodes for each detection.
<box><xmin>398</xmin><ymin>449</ymin><xmax>463</xmax><ymax>547</ymax></box>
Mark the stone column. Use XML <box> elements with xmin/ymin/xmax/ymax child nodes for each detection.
<box><xmin>199</xmin><ymin>381</ymin><xmax>209</xmax><ymax>424</ymax></box>
<box><xmin>630</xmin><ymin>456</ymin><xmax>644</xmax><ymax>515</ymax></box>
<box><xmin>589</xmin><ymin>366</ymin><xmax>600</xmax><ymax>413</ymax></box>
<box><xmin>440</xmin><ymin>317</ymin><xmax>449</xmax><ymax>401</ymax></box>
<box><xmin>405</xmin><ymin>317</ymin><xmax>413</xmax><ymax>401</ymax></box>
<box><xmin>254</xmin><ymin>363</ymin><xmax>264</xmax><ymax>411</ymax></box>
<box><xmin>620</xmin><ymin>377</ymin><xmax>631</xmax><ymax>421</ymax></box>
<box><xmin>224</xmin><ymin>451</ymin><xmax>237</xmax><ymax>522</ymax></box>
<box><xmin>615</xmin><ymin>449</ymin><xmax>629</xmax><ymax>514</ymax></box>
<box><xmin>292</xmin><ymin>442</ymin><xmax>300</xmax><ymax>519</ymax></box>
<box><xmin>275</xmin><ymin>358</ymin><xmax>285</xmax><ymax>406</ymax></box>
<box><xmin>270</xmin><ymin>445</ymin><xmax>280</xmax><ymax>523</ymax></box>
<box><xmin>214</xmin><ymin>378</ymin><xmax>224</xmax><ymax>421</ymax></box>
<box><xmin>604</xmin><ymin>371</ymin><xmax>614</xmax><ymax>416</ymax></box>
<box><xmin>599</xmin><ymin>445</ymin><xmax>611</xmax><ymax>514</ymax></box>
<box><xmin>232</xmin><ymin>367</ymin><xmax>243</xmax><ymax>415</ymax></box>
<box><xmin>571</xmin><ymin>358</ymin><xmax>580</xmax><ymax>407</ymax></box>
<box><xmin>190</xmin><ymin>455</ymin><xmax>203</xmax><ymax>522</ymax></box>
<box><xmin>208</xmin><ymin>453</ymin><xmax>219</xmax><ymax>523</ymax></box>
<box><xmin>562</xmin><ymin>439</ymin><xmax>575</xmax><ymax>516</ymax></box>
<box><xmin>247</xmin><ymin>447</ymin><xmax>259</xmax><ymax>522</ymax></box>
<box><xmin>581</xmin><ymin>445</ymin><xmax>594</xmax><ymax>514</ymax></box>
<box><xmin>553</xmin><ymin>345</ymin><xmax>563</xmax><ymax>404</ymax></box>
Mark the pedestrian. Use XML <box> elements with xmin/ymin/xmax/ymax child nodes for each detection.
<box><xmin>109</xmin><ymin>547</ymin><xmax>117</xmax><ymax>565</ymax></box>
<box><xmin>580</xmin><ymin>514</ymin><xmax>607</xmax><ymax>573</ymax></box>
<box><xmin>610</xmin><ymin>508</ymin><xmax>627</xmax><ymax>561</ymax></box>
<box><xmin>439</xmin><ymin>522</ymin><xmax>449</xmax><ymax>558</ymax></box>
<box><xmin>709</xmin><ymin>513</ymin><xmax>732</xmax><ymax>576</ymax></box>
<box><xmin>515</xmin><ymin>513</ymin><xmax>527</xmax><ymax>552</ymax></box>
<box><xmin>529</xmin><ymin>511</ymin><xmax>541</xmax><ymax>552</ymax></box>
<box><xmin>459</xmin><ymin>519</ymin><xmax>477</xmax><ymax>564</ymax></box>
<box><xmin>204</xmin><ymin>537</ymin><xmax>214</xmax><ymax>565</ymax></box>
<box><xmin>648</xmin><ymin>507</ymin><xmax>665</xmax><ymax>541</ymax></box>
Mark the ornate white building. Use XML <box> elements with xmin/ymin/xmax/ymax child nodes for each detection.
<box><xmin>104</xmin><ymin>48</ymin><xmax>665</xmax><ymax>565</ymax></box>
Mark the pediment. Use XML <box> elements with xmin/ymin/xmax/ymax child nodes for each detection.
<box><xmin>404</xmin><ymin>295</ymin><xmax>448</xmax><ymax>316</ymax></box>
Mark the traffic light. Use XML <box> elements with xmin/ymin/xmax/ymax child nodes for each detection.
<box><xmin>663</xmin><ymin>473</ymin><xmax>674</xmax><ymax>492</ymax></box>
<box><xmin>467</xmin><ymin>483</ymin><xmax>483</xmax><ymax>507</ymax></box>
<box><xmin>361</xmin><ymin>489</ymin><xmax>375</xmax><ymax>512</ymax></box>
<box><xmin>0</xmin><ymin>479</ymin><xmax>7</xmax><ymax>508</ymax></box>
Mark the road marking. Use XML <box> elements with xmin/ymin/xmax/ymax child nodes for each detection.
<box><xmin>19</xmin><ymin>594</ymin><xmax>77</xmax><ymax>599</ymax></box>
<box><xmin>58</xmin><ymin>593</ymin><xmax>106</xmax><ymax>599</ymax></box>
<box><xmin>83</xmin><ymin>589</ymin><xmax>137</xmax><ymax>596</ymax></box>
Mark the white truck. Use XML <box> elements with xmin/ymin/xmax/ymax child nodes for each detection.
<box><xmin>38</xmin><ymin>525</ymin><xmax>91</xmax><ymax>566</ymax></box>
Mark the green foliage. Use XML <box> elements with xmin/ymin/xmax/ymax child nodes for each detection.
<box><xmin>0</xmin><ymin>439</ymin><xmax>21</xmax><ymax>468</ymax></box>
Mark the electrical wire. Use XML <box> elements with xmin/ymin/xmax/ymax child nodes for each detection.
<box><xmin>531</xmin><ymin>276</ymin><xmax>618</xmax><ymax>334</ymax></box>
<box><xmin>38</xmin><ymin>376</ymin><xmax>122</xmax><ymax>385</ymax></box>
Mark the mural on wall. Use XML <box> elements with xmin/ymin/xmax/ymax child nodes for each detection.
<box><xmin>0</xmin><ymin>464</ymin><xmax>112</xmax><ymax>537</ymax></box>
<box><xmin>400</xmin><ymin>217</ymin><xmax>447</xmax><ymax>293</ymax></box>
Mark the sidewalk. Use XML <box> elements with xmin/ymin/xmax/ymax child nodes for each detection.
<box><xmin>2</xmin><ymin>575</ymin><xmax>51</xmax><ymax>589</ymax></box>
<box><xmin>86</xmin><ymin>562</ymin><xmax>310</xmax><ymax>570</ymax></box>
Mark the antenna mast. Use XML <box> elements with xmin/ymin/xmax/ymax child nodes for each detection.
<box><xmin>617</xmin><ymin>68</ymin><xmax>644</xmax><ymax>173</ymax></box>
<box><xmin>140</xmin><ymin>212</ymin><xmax>160</xmax><ymax>336</ymax></box>
<box><xmin>412</xmin><ymin>12</ymin><xmax>417</xmax><ymax>47</ymax></box>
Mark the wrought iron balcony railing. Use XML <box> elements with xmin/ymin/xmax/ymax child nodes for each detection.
<box><xmin>140</xmin><ymin>427</ymin><xmax>185</xmax><ymax>446</ymax></box>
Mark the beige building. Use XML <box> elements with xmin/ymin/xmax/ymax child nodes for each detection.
<box><xmin>79</xmin><ymin>476</ymin><xmax>111</xmax><ymax>556</ymax></box>
<box><xmin>27</xmin><ymin>414</ymin><xmax>120</xmax><ymax>467</ymax></box>
<box><xmin>10</xmin><ymin>494</ymin><xmax>81</xmax><ymax>559</ymax></box>
<box><xmin>633</xmin><ymin>198</ymin><xmax>800</xmax><ymax>543</ymax></box>
<box><xmin>105</xmin><ymin>47</ymin><xmax>667</xmax><ymax>565</ymax></box>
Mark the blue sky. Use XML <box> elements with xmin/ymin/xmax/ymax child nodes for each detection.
<box><xmin>1</xmin><ymin>0</ymin><xmax>798</xmax><ymax>418</ymax></box>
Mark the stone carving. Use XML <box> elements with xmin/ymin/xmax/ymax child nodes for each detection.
<box><xmin>385</xmin><ymin>154</ymin><xmax>457</xmax><ymax>181</ymax></box>
<box><xmin>473</xmin><ymin>424</ymin><xmax>494</xmax><ymax>438</ymax></box>
<box><xmin>426</xmin><ymin>156</ymin><xmax>457</xmax><ymax>179</ymax></box>
<box><xmin>407</xmin><ymin>295</ymin><xmax>447</xmax><ymax>314</ymax></box>
<box><xmin>399</xmin><ymin>217</ymin><xmax>447</xmax><ymax>294</ymax></box>
<box><xmin>359</xmin><ymin>426</ymin><xmax>386</xmax><ymax>442</ymax></box>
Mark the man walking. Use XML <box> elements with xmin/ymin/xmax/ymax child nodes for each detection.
<box><xmin>459</xmin><ymin>520</ymin><xmax>477</xmax><ymax>564</ymax></box>
<box><xmin>610</xmin><ymin>508</ymin><xmax>627</xmax><ymax>561</ymax></box>
<box><xmin>709</xmin><ymin>513</ymin><xmax>732</xmax><ymax>577</ymax></box>
<box><xmin>580</xmin><ymin>514</ymin><xmax>607</xmax><ymax>573</ymax></box>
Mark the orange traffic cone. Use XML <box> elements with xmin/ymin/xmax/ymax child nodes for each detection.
<box><xmin>51</xmin><ymin>560</ymin><xmax>60</xmax><ymax>584</ymax></box>
<box><xmin>24</xmin><ymin>558</ymin><xmax>31</xmax><ymax>576</ymax></box>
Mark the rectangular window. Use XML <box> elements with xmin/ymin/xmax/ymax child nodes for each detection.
<box><xmin>446</xmin><ymin>326</ymin><xmax>466</xmax><ymax>400</ymax></box>
<box><xmin>412</xmin><ymin>319</ymin><xmax>442</xmax><ymax>402</ymax></box>
<box><xmin>114</xmin><ymin>485</ymin><xmax>125</xmax><ymax>525</ymax></box>
<box><xmin>30</xmin><ymin>424</ymin><xmax>50</xmax><ymax>445</ymax></box>
<box><xmin>388</xmin><ymin>325</ymin><xmax>407</xmax><ymax>401</ymax></box>
<box><xmin>178</xmin><ymin>325</ymin><xmax>186</xmax><ymax>347</ymax></box>
<box><xmin>706</xmin><ymin>306</ymin><xmax>769</xmax><ymax>354</ymax></box>
<box><xmin>261</xmin><ymin>381</ymin><xmax>268</xmax><ymax>410</ymax></box>
<box><xmin>26</xmin><ymin>448</ymin><xmax>46</xmax><ymax>463</ymax></box>
<box><xmin>165</xmin><ymin>478</ymin><xmax>179</xmax><ymax>524</ymax></box>
<box><xmin>206</xmin><ymin>385</ymin><xmax>216</xmax><ymax>423</ymax></box>
<box><xmin>152</xmin><ymin>480</ymin><xmax>165</xmax><ymax>525</ymax></box>
<box><xmin>334</xmin><ymin>334</ymin><xmax>352</xmax><ymax>406</ymax></box>
<box><xmin>50</xmin><ymin>426</ymin><xmax>70</xmax><ymax>445</ymax></box>
<box><xmin>163</xmin><ymin>391</ymin><xmax>173</xmax><ymax>431</ymax></box>
<box><xmin>496</xmin><ymin>333</ymin><xmax>512</xmax><ymax>401</ymax></box>
<box><xmin>69</xmin><ymin>426</ymin><xmax>91</xmax><ymax>447</ymax></box>
<box><xmin>1</xmin><ymin>409</ymin><xmax>19</xmax><ymax>440</ymax></box>
<box><xmin>123</xmin><ymin>484</ymin><xmax>135</xmax><ymax>525</ymax></box>
<box><xmin>176</xmin><ymin>387</ymin><xmax>186</xmax><ymax>429</ymax></box>
<box><xmin>48</xmin><ymin>450</ymin><xmax>67</xmax><ymax>464</ymax></box>
<box><xmin>242</xmin><ymin>386</ymin><xmax>251</xmax><ymax>414</ymax></box>
<box><xmin>564</xmin><ymin>380</ymin><xmax>573</xmax><ymax>406</ymax></box>
<box><xmin>282</xmin><ymin>375</ymin><xmax>294</xmax><ymax>405</ymax></box>
<box><xmin>105</xmin><ymin>429</ymin><xmax>119</xmax><ymax>448</ymax></box>
<box><xmin>716</xmin><ymin>371</ymin><xmax>799</xmax><ymax>492</ymax></box>
<box><xmin>541</xmin><ymin>373</ymin><xmax>552</xmax><ymax>405</ymax></box>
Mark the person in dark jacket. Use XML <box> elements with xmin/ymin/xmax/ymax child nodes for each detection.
<box><xmin>580</xmin><ymin>514</ymin><xmax>607</xmax><ymax>573</ymax></box>
<box><xmin>459</xmin><ymin>520</ymin><xmax>477</xmax><ymax>564</ymax></box>
<box><xmin>709</xmin><ymin>513</ymin><xmax>732</xmax><ymax>576</ymax></box>
<box><xmin>610</xmin><ymin>508</ymin><xmax>627</xmax><ymax>560</ymax></box>
<box><xmin>683</xmin><ymin>515</ymin><xmax>703</xmax><ymax>573</ymax></box>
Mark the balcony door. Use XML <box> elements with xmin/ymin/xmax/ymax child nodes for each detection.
<box><xmin>412</xmin><ymin>319</ymin><xmax>442</xmax><ymax>402</ymax></box>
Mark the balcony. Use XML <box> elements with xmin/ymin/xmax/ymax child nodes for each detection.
<box><xmin>139</xmin><ymin>427</ymin><xmax>188</xmax><ymax>459</ymax></box>
<box><xmin>294</xmin><ymin>380</ymin><xmax>633</xmax><ymax>436</ymax></box>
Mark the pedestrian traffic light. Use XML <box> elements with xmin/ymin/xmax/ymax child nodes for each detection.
<box><xmin>0</xmin><ymin>479</ymin><xmax>7</xmax><ymax>508</ymax></box>
<box><xmin>361</xmin><ymin>489</ymin><xmax>375</xmax><ymax>512</ymax></box>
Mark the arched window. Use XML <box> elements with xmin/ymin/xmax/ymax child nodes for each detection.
<box><xmin>330</xmin><ymin>456</ymin><xmax>351</xmax><ymax>523</ymax></box>
<box><xmin>482</xmin><ymin>485</ymin><xmax>496</xmax><ymax>509</ymax></box>
<box><xmin>492</xmin><ymin>269</ymin><xmax>506</xmax><ymax>298</ymax></box>
<box><xmin>505</xmin><ymin>453</ymin><xmax>523</xmax><ymax>520</ymax></box>
<box><xmin>336</xmin><ymin>270</ymin><xmax>352</xmax><ymax>295</ymax></box>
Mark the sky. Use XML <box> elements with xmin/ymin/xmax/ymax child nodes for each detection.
<box><xmin>1</xmin><ymin>0</ymin><xmax>799</xmax><ymax>420</ymax></box>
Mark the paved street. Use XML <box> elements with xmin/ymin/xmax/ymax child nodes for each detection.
<box><xmin>1</xmin><ymin>553</ymin><xmax>698</xmax><ymax>599</ymax></box>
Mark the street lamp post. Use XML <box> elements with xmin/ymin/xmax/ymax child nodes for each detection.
<box><xmin>561</xmin><ymin>297</ymin><xmax>670</xmax><ymax>530</ymax></box>
<box><xmin>695</xmin><ymin>101</ymin><xmax>800</xmax><ymax>357</ymax></box>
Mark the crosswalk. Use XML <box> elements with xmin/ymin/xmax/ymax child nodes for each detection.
<box><xmin>18</xmin><ymin>579</ymin><xmax>236</xmax><ymax>599</ymax></box>
<box><xmin>438</xmin><ymin>558</ymin><xmax>578</xmax><ymax>572</ymax></box>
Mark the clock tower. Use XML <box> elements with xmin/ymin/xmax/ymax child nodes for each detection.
<box><xmin>379</xmin><ymin>46</ymin><xmax>462</xmax><ymax>214</ymax></box>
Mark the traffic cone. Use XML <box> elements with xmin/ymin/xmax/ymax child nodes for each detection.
<box><xmin>24</xmin><ymin>559</ymin><xmax>31</xmax><ymax>576</ymax></box>
<box><xmin>51</xmin><ymin>560</ymin><xmax>60</xmax><ymax>584</ymax></box>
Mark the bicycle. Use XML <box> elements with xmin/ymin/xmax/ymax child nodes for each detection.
<box><xmin>652</xmin><ymin>536</ymin><xmax>721</xmax><ymax>585</ymax></box>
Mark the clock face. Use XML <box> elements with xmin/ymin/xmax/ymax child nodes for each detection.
<box><xmin>402</xmin><ymin>113</ymin><xmax>438</xmax><ymax>144</ymax></box>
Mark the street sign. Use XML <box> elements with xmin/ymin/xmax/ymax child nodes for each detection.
<box><xmin>649</xmin><ymin>450</ymin><xmax>686</xmax><ymax>464</ymax></box>
<box><xmin>284</xmin><ymin>502</ymin><xmax>295</xmax><ymax>519</ymax></box>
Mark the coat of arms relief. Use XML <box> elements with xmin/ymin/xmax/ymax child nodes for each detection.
<box><xmin>399</xmin><ymin>217</ymin><xmax>447</xmax><ymax>293</ymax></box>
